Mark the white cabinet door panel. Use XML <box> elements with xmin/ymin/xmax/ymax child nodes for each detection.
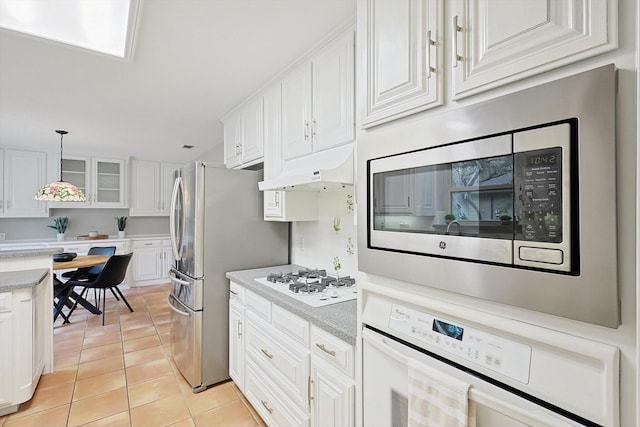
<box><xmin>2</xmin><ymin>149</ymin><xmax>48</xmax><ymax>217</ymax></box>
<box><xmin>452</xmin><ymin>0</ymin><xmax>618</xmax><ymax>98</ymax></box>
<box><xmin>360</xmin><ymin>0</ymin><xmax>442</xmax><ymax>128</ymax></box>
<box><xmin>130</xmin><ymin>160</ymin><xmax>161</xmax><ymax>216</ymax></box>
<box><xmin>312</xmin><ymin>31</ymin><xmax>355</xmax><ymax>152</ymax></box>
<box><xmin>282</xmin><ymin>64</ymin><xmax>313</xmax><ymax>160</ymax></box>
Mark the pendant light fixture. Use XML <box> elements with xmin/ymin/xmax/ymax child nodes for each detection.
<box><xmin>34</xmin><ymin>130</ymin><xmax>86</xmax><ymax>201</ymax></box>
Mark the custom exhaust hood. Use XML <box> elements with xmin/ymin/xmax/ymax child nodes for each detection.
<box><xmin>258</xmin><ymin>143</ymin><xmax>354</xmax><ymax>191</ymax></box>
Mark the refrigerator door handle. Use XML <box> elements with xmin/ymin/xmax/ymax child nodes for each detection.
<box><xmin>169</xmin><ymin>270</ymin><xmax>192</xmax><ymax>286</ymax></box>
<box><xmin>167</xmin><ymin>294</ymin><xmax>190</xmax><ymax>317</ymax></box>
<box><xmin>170</xmin><ymin>175</ymin><xmax>184</xmax><ymax>262</ymax></box>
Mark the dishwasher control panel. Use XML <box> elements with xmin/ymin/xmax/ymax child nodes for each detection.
<box><xmin>389</xmin><ymin>303</ymin><xmax>532</xmax><ymax>383</ymax></box>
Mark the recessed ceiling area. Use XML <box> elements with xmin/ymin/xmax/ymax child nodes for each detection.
<box><xmin>0</xmin><ymin>0</ymin><xmax>356</xmax><ymax>163</ymax></box>
<box><xmin>0</xmin><ymin>0</ymin><xmax>139</xmax><ymax>58</ymax></box>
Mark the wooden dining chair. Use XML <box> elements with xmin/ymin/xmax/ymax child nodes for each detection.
<box><xmin>64</xmin><ymin>253</ymin><xmax>134</xmax><ymax>325</ymax></box>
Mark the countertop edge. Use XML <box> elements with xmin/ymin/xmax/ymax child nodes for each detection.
<box><xmin>226</xmin><ymin>265</ymin><xmax>357</xmax><ymax>345</ymax></box>
<box><xmin>0</xmin><ymin>248</ymin><xmax>63</xmax><ymax>259</ymax></box>
<box><xmin>0</xmin><ymin>268</ymin><xmax>50</xmax><ymax>292</ymax></box>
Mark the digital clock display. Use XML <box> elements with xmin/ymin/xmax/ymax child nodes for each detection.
<box><xmin>527</xmin><ymin>149</ymin><xmax>560</xmax><ymax>166</ymax></box>
<box><xmin>432</xmin><ymin>319</ymin><xmax>464</xmax><ymax>341</ymax></box>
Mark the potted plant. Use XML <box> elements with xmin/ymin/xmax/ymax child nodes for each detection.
<box><xmin>500</xmin><ymin>214</ymin><xmax>512</xmax><ymax>225</ymax></box>
<box><xmin>115</xmin><ymin>216</ymin><xmax>127</xmax><ymax>238</ymax></box>
<box><xmin>444</xmin><ymin>213</ymin><xmax>456</xmax><ymax>224</ymax></box>
<box><xmin>48</xmin><ymin>217</ymin><xmax>69</xmax><ymax>241</ymax></box>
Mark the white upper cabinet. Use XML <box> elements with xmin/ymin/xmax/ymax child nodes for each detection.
<box><xmin>282</xmin><ymin>30</ymin><xmax>355</xmax><ymax>160</ymax></box>
<box><xmin>358</xmin><ymin>0</ymin><xmax>616</xmax><ymax>126</ymax></box>
<box><xmin>0</xmin><ymin>148</ymin><xmax>48</xmax><ymax>217</ymax></box>
<box><xmin>223</xmin><ymin>96</ymin><xmax>264</xmax><ymax>169</ymax></box>
<box><xmin>53</xmin><ymin>155</ymin><xmax>126</xmax><ymax>208</ymax></box>
<box><xmin>129</xmin><ymin>160</ymin><xmax>181</xmax><ymax>216</ymax></box>
<box><xmin>360</xmin><ymin>0</ymin><xmax>443</xmax><ymax>128</ymax></box>
<box><xmin>451</xmin><ymin>0</ymin><xmax>618</xmax><ymax>98</ymax></box>
<box><xmin>263</xmin><ymin>83</ymin><xmax>319</xmax><ymax>222</ymax></box>
<box><xmin>281</xmin><ymin>64</ymin><xmax>313</xmax><ymax>160</ymax></box>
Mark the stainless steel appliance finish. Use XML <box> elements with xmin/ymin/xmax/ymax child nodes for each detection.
<box><xmin>168</xmin><ymin>162</ymin><xmax>289</xmax><ymax>392</ymax></box>
<box><xmin>369</xmin><ymin>121</ymin><xmax>573</xmax><ymax>272</ymax></box>
<box><xmin>358</xmin><ymin>64</ymin><xmax>619</xmax><ymax>327</ymax></box>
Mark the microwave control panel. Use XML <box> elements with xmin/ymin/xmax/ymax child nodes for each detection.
<box><xmin>514</xmin><ymin>147</ymin><xmax>563</xmax><ymax>243</ymax></box>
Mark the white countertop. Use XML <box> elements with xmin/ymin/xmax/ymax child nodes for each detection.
<box><xmin>0</xmin><ymin>234</ymin><xmax>170</xmax><ymax>247</ymax></box>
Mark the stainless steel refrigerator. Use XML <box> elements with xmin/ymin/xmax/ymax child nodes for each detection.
<box><xmin>167</xmin><ymin>161</ymin><xmax>289</xmax><ymax>392</ymax></box>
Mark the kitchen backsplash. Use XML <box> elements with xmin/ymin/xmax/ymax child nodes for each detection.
<box><xmin>291</xmin><ymin>188</ymin><xmax>358</xmax><ymax>278</ymax></box>
<box><xmin>0</xmin><ymin>208</ymin><xmax>169</xmax><ymax>241</ymax></box>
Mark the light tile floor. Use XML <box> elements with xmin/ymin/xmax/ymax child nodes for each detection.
<box><xmin>0</xmin><ymin>283</ymin><xmax>265</xmax><ymax>427</ymax></box>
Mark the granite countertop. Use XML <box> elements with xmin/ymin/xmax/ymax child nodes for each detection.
<box><xmin>226</xmin><ymin>265</ymin><xmax>357</xmax><ymax>345</ymax></box>
<box><xmin>0</xmin><ymin>234</ymin><xmax>169</xmax><ymax>246</ymax></box>
<box><xmin>0</xmin><ymin>268</ymin><xmax>50</xmax><ymax>292</ymax></box>
<box><xmin>0</xmin><ymin>248</ymin><xmax>62</xmax><ymax>259</ymax></box>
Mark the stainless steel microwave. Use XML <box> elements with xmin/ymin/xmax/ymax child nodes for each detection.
<box><xmin>369</xmin><ymin>121</ymin><xmax>575</xmax><ymax>273</ymax></box>
<box><xmin>357</xmin><ymin>64</ymin><xmax>619</xmax><ymax>328</ymax></box>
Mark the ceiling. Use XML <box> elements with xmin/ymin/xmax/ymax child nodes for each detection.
<box><xmin>0</xmin><ymin>0</ymin><xmax>356</xmax><ymax>163</ymax></box>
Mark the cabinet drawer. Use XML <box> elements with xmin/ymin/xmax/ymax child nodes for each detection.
<box><xmin>229</xmin><ymin>281</ymin><xmax>245</xmax><ymax>304</ymax></box>
<box><xmin>132</xmin><ymin>239</ymin><xmax>162</xmax><ymax>249</ymax></box>
<box><xmin>246</xmin><ymin>290</ymin><xmax>271</xmax><ymax>322</ymax></box>
<box><xmin>246</xmin><ymin>312</ymin><xmax>309</xmax><ymax>410</ymax></box>
<box><xmin>310</xmin><ymin>325</ymin><xmax>354</xmax><ymax>377</ymax></box>
<box><xmin>0</xmin><ymin>292</ymin><xmax>11</xmax><ymax>312</ymax></box>
<box><xmin>245</xmin><ymin>359</ymin><xmax>310</xmax><ymax>427</ymax></box>
<box><xmin>272</xmin><ymin>304</ymin><xmax>309</xmax><ymax>346</ymax></box>
<box><xmin>57</xmin><ymin>243</ymin><xmax>92</xmax><ymax>254</ymax></box>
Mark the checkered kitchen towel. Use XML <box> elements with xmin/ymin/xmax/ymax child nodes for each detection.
<box><xmin>408</xmin><ymin>358</ymin><xmax>476</xmax><ymax>427</ymax></box>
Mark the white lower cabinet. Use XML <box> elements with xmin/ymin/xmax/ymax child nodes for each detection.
<box><xmin>132</xmin><ymin>238</ymin><xmax>171</xmax><ymax>286</ymax></box>
<box><xmin>0</xmin><ymin>292</ymin><xmax>13</xmax><ymax>409</ymax></box>
<box><xmin>229</xmin><ymin>290</ymin><xmax>245</xmax><ymax>389</ymax></box>
<box><xmin>0</xmin><ymin>273</ymin><xmax>48</xmax><ymax>416</ymax></box>
<box><xmin>310</xmin><ymin>357</ymin><xmax>355</xmax><ymax>427</ymax></box>
<box><xmin>309</xmin><ymin>326</ymin><xmax>355</xmax><ymax>427</ymax></box>
<box><xmin>228</xmin><ymin>283</ymin><xmax>354</xmax><ymax>427</ymax></box>
<box><xmin>245</xmin><ymin>359</ymin><xmax>310</xmax><ymax>427</ymax></box>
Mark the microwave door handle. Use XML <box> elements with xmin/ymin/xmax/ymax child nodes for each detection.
<box><xmin>169</xmin><ymin>176</ymin><xmax>184</xmax><ymax>262</ymax></box>
<box><xmin>469</xmin><ymin>389</ymin><xmax>574</xmax><ymax>427</ymax></box>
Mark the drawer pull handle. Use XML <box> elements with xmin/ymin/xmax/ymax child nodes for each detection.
<box><xmin>261</xmin><ymin>400</ymin><xmax>273</xmax><ymax>414</ymax></box>
<box><xmin>230</xmin><ymin>289</ymin><xmax>237</xmax><ymax>295</ymax></box>
<box><xmin>315</xmin><ymin>343</ymin><xmax>336</xmax><ymax>357</ymax></box>
<box><xmin>261</xmin><ymin>348</ymin><xmax>274</xmax><ymax>359</ymax></box>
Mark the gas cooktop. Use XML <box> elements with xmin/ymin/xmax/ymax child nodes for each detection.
<box><xmin>255</xmin><ymin>268</ymin><xmax>357</xmax><ymax>308</ymax></box>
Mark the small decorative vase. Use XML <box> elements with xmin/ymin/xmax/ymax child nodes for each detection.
<box><xmin>118</xmin><ymin>230</ymin><xmax>125</xmax><ymax>238</ymax></box>
<box><xmin>57</xmin><ymin>233</ymin><xmax>65</xmax><ymax>241</ymax></box>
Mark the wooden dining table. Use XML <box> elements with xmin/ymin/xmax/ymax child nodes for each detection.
<box><xmin>53</xmin><ymin>254</ymin><xmax>111</xmax><ymax>320</ymax></box>
<box><xmin>53</xmin><ymin>254</ymin><xmax>111</xmax><ymax>271</ymax></box>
